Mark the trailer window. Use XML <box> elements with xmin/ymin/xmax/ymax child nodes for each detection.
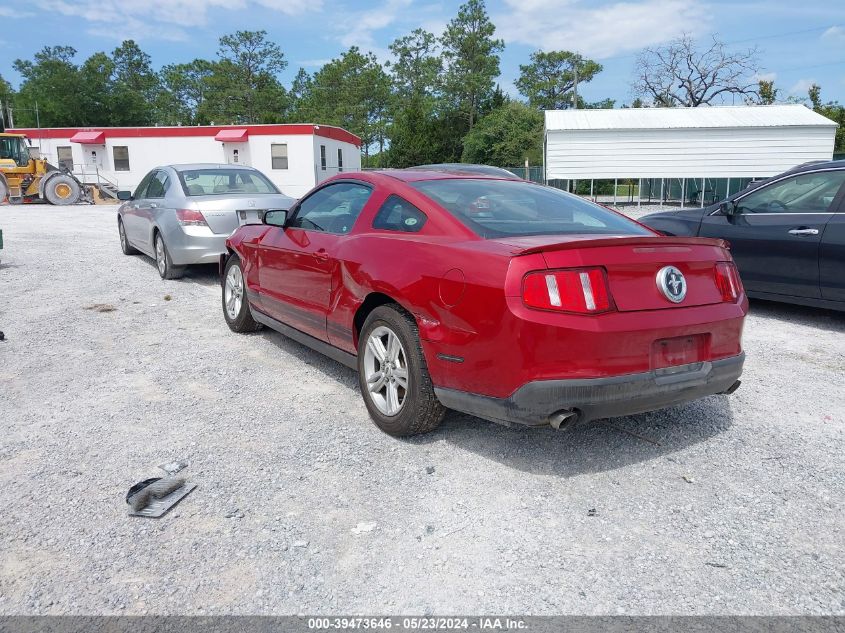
<box><xmin>271</xmin><ymin>144</ymin><xmax>288</xmax><ymax>170</ymax></box>
<box><xmin>113</xmin><ymin>146</ymin><xmax>130</xmax><ymax>171</ymax></box>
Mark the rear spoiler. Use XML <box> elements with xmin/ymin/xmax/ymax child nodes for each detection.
<box><xmin>512</xmin><ymin>236</ymin><xmax>730</xmax><ymax>256</ymax></box>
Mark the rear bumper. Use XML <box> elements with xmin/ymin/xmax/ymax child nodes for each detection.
<box><xmin>434</xmin><ymin>352</ymin><xmax>744</xmax><ymax>427</ymax></box>
<box><xmin>163</xmin><ymin>225</ymin><xmax>229</xmax><ymax>266</ymax></box>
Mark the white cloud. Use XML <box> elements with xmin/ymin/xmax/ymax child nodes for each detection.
<box><xmin>789</xmin><ymin>78</ymin><xmax>817</xmax><ymax>95</ymax></box>
<box><xmin>495</xmin><ymin>0</ymin><xmax>709</xmax><ymax>59</ymax></box>
<box><xmin>332</xmin><ymin>0</ymin><xmax>413</xmax><ymax>59</ymax></box>
<box><xmin>33</xmin><ymin>0</ymin><xmax>322</xmax><ymax>39</ymax></box>
<box><xmin>295</xmin><ymin>58</ymin><xmax>333</xmax><ymax>68</ymax></box>
<box><xmin>821</xmin><ymin>25</ymin><xmax>845</xmax><ymax>44</ymax></box>
<box><xmin>754</xmin><ymin>72</ymin><xmax>777</xmax><ymax>83</ymax></box>
<box><xmin>0</xmin><ymin>7</ymin><xmax>34</xmax><ymax>16</ymax></box>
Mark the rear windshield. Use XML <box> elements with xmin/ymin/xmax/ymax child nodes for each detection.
<box><xmin>410</xmin><ymin>179</ymin><xmax>652</xmax><ymax>238</ymax></box>
<box><xmin>179</xmin><ymin>168</ymin><xmax>279</xmax><ymax>196</ymax></box>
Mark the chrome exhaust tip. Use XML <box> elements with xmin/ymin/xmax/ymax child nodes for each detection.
<box><xmin>550</xmin><ymin>410</ymin><xmax>579</xmax><ymax>431</ymax></box>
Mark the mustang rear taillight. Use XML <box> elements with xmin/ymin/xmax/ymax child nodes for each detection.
<box><xmin>714</xmin><ymin>262</ymin><xmax>743</xmax><ymax>302</ymax></box>
<box><xmin>523</xmin><ymin>267</ymin><xmax>613</xmax><ymax>314</ymax></box>
<box><xmin>175</xmin><ymin>209</ymin><xmax>208</xmax><ymax>227</ymax></box>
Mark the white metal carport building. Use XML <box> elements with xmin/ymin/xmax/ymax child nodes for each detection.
<box><xmin>544</xmin><ymin>105</ymin><xmax>839</xmax><ymax>206</ymax></box>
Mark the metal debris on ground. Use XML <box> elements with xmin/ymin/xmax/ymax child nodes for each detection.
<box><xmin>682</xmin><ymin>475</ymin><xmax>695</xmax><ymax>483</ymax></box>
<box><xmin>425</xmin><ymin>466</ymin><xmax>435</xmax><ymax>474</ymax></box>
<box><xmin>587</xmin><ymin>508</ymin><xmax>598</xmax><ymax>517</ymax></box>
<box><xmin>126</xmin><ymin>476</ymin><xmax>196</xmax><ymax>518</ymax></box>
<box><xmin>158</xmin><ymin>460</ymin><xmax>188</xmax><ymax>475</ymax></box>
<box><xmin>84</xmin><ymin>303</ymin><xmax>117</xmax><ymax>313</ymax></box>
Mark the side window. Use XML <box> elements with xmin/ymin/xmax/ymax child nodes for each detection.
<box><xmin>271</xmin><ymin>144</ymin><xmax>288</xmax><ymax>170</ymax></box>
<box><xmin>113</xmin><ymin>146</ymin><xmax>130</xmax><ymax>171</ymax></box>
<box><xmin>146</xmin><ymin>171</ymin><xmax>170</xmax><ymax>199</ymax></box>
<box><xmin>133</xmin><ymin>171</ymin><xmax>155</xmax><ymax>200</ymax></box>
<box><xmin>57</xmin><ymin>146</ymin><xmax>73</xmax><ymax>171</ymax></box>
<box><xmin>290</xmin><ymin>182</ymin><xmax>372</xmax><ymax>234</ymax></box>
<box><xmin>737</xmin><ymin>171</ymin><xmax>845</xmax><ymax>214</ymax></box>
<box><xmin>337</xmin><ymin>148</ymin><xmax>343</xmax><ymax>173</ymax></box>
<box><xmin>372</xmin><ymin>195</ymin><xmax>428</xmax><ymax>233</ymax></box>
<box><xmin>320</xmin><ymin>145</ymin><xmax>327</xmax><ymax>171</ymax></box>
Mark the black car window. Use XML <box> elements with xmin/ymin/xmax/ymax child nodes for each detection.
<box><xmin>133</xmin><ymin>171</ymin><xmax>155</xmax><ymax>200</ymax></box>
<box><xmin>146</xmin><ymin>171</ymin><xmax>170</xmax><ymax>199</ymax></box>
<box><xmin>372</xmin><ymin>195</ymin><xmax>428</xmax><ymax>233</ymax></box>
<box><xmin>410</xmin><ymin>179</ymin><xmax>651</xmax><ymax>239</ymax></box>
<box><xmin>736</xmin><ymin>170</ymin><xmax>845</xmax><ymax>214</ymax></box>
<box><xmin>289</xmin><ymin>182</ymin><xmax>372</xmax><ymax>234</ymax></box>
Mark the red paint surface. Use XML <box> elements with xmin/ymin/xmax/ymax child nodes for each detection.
<box><xmin>228</xmin><ymin>171</ymin><xmax>747</xmax><ymax>399</ymax></box>
<box><xmin>214</xmin><ymin>129</ymin><xmax>249</xmax><ymax>142</ymax></box>
<box><xmin>11</xmin><ymin>124</ymin><xmax>361</xmax><ymax>147</ymax></box>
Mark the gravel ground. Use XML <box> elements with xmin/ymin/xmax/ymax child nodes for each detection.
<box><xmin>0</xmin><ymin>204</ymin><xmax>843</xmax><ymax>615</ymax></box>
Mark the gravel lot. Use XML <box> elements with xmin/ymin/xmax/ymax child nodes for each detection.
<box><xmin>0</xmin><ymin>204</ymin><xmax>843</xmax><ymax>615</ymax></box>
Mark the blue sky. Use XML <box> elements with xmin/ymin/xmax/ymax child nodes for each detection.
<box><xmin>1</xmin><ymin>0</ymin><xmax>843</xmax><ymax>106</ymax></box>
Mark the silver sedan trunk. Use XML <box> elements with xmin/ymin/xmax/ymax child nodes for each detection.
<box><xmin>116</xmin><ymin>164</ymin><xmax>295</xmax><ymax>277</ymax></box>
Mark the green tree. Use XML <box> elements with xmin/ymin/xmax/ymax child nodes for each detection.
<box><xmin>461</xmin><ymin>101</ymin><xmax>543</xmax><ymax>166</ymax></box>
<box><xmin>109</xmin><ymin>40</ymin><xmax>161</xmax><ymax>125</ymax></box>
<box><xmin>0</xmin><ymin>74</ymin><xmax>14</xmax><ymax>130</ymax></box>
<box><xmin>301</xmin><ymin>47</ymin><xmax>393</xmax><ymax>163</ymax></box>
<box><xmin>78</xmin><ymin>52</ymin><xmax>116</xmax><ymax>126</ymax></box>
<box><xmin>158</xmin><ymin>59</ymin><xmax>214</xmax><ymax>125</ymax></box>
<box><xmin>205</xmin><ymin>30</ymin><xmax>288</xmax><ymax>124</ymax></box>
<box><xmin>385</xmin><ymin>29</ymin><xmax>445</xmax><ymax>166</ymax></box>
<box><xmin>515</xmin><ymin>51</ymin><xmax>602</xmax><ymax>110</ymax></box>
<box><xmin>808</xmin><ymin>84</ymin><xmax>845</xmax><ymax>152</ymax></box>
<box><xmin>13</xmin><ymin>46</ymin><xmax>83</xmax><ymax>127</ymax></box>
<box><xmin>440</xmin><ymin>0</ymin><xmax>503</xmax><ymax>130</ymax></box>
<box><xmin>757</xmin><ymin>80</ymin><xmax>778</xmax><ymax>105</ymax></box>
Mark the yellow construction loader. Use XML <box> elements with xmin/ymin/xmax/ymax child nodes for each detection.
<box><xmin>0</xmin><ymin>133</ymin><xmax>90</xmax><ymax>205</ymax></box>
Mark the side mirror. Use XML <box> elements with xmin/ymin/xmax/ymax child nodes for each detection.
<box><xmin>117</xmin><ymin>191</ymin><xmax>132</xmax><ymax>201</ymax></box>
<box><xmin>263</xmin><ymin>209</ymin><xmax>288</xmax><ymax>227</ymax></box>
<box><xmin>719</xmin><ymin>201</ymin><xmax>738</xmax><ymax>216</ymax></box>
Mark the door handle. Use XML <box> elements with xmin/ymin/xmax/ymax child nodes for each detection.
<box><xmin>313</xmin><ymin>249</ymin><xmax>329</xmax><ymax>262</ymax></box>
<box><xmin>149</xmin><ymin>202</ymin><xmax>159</xmax><ymax>209</ymax></box>
<box><xmin>788</xmin><ymin>228</ymin><xmax>818</xmax><ymax>236</ymax></box>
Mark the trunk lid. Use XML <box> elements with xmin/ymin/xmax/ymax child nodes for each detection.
<box><xmin>188</xmin><ymin>193</ymin><xmax>296</xmax><ymax>235</ymax></box>
<box><xmin>502</xmin><ymin>234</ymin><xmax>732</xmax><ymax>312</ymax></box>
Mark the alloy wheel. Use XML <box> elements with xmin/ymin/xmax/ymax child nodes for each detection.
<box><xmin>155</xmin><ymin>236</ymin><xmax>166</xmax><ymax>275</ymax></box>
<box><xmin>224</xmin><ymin>265</ymin><xmax>244</xmax><ymax>320</ymax></box>
<box><xmin>363</xmin><ymin>325</ymin><xmax>408</xmax><ymax>416</ymax></box>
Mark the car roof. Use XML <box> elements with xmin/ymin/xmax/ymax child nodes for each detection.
<box><xmin>166</xmin><ymin>163</ymin><xmax>259</xmax><ymax>172</ymax></box>
<box><xmin>371</xmin><ymin>169</ymin><xmax>521</xmax><ymax>184</ymax></box>
<box><xmin>409</xmin><ymin>163</ymin><xmax>522</xmax><ymax>179</ymax></box>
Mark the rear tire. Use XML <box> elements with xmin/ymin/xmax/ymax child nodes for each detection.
<box><xmin>357</xmin><ymin>305</ymin><xmax>445</xmax><ymax>437</ymax></box>
<box><xmin>0</xmin><ymin>179</ymin><xmax>8</xmax><ymax>203</ymax></box>
<box><xmin>154</xmin><ymin>232</ymin><xmax>185</xmax><ymax>280</ymax></box>
<box><xmin>43</xmin><ymin>174</ymin><xmax>82</xmax><ymax>205</ymax></box>
<box><xmin>222</xmin><ymin>255</ymin><xmax>261</xmax><ymax>333</ymax></box>
<box><xmin>118</xmin><ymin>218</ymin><xmax>138</xmax><ymax>255</ymax></box>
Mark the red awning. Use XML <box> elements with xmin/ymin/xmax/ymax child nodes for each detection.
<box><xmin>215</xmin><ymin>129</ymin><xmax>249</xmax><ymax>142</ymax></box>
<box><xmin>69</xmin><ymin>131</ymin><xmax>105</xmax><ymax>144</ymax></box>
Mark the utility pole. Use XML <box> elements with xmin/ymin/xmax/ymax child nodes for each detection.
<box><xmin>0</xmin><ymin>99</ymin><xmax>5</xmax><ymax>132</ymax></box>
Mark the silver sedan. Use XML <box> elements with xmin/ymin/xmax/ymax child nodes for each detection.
<box><xmin>117</xmin><ymin>164</ymin><xmax>295</xmax><ymax>279</ymax></box>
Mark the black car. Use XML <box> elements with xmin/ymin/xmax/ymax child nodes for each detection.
<box><xmin>640</xmin><ymin>161</ymin><xmax>845</xmax><ymax>311</ymax></box>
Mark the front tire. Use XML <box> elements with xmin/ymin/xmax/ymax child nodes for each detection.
<box><xmin>44</xmin><ymin>174</ymin><xmax>82</xmax><ymax>205</ymax></box>
<box><xmin>154</xmin><ymin>232</ymin><xmax>184</xmax><ymax>280</ymax></box>
<box><xmin>357</xmin><ymin>305</ymin><xmax>445</xmax><ymax>437</ymax></box>
<box><xmin>222</xmin><ymin>255</ymin><xmax>261</xmax><ymax>333</ymax></box>
<box><xmin>118</xmin><ymin>218</ymin><xmax>138</xmax><ymax>255</ymax></box>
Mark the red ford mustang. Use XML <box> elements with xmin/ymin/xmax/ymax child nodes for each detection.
<box><xmin>221</xmin><ymin>170</ymin><xmax>747</xmax><ymax>437</ymax></box>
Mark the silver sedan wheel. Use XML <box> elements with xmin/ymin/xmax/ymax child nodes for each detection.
<box><xmin>224</xmin><ymin>264</ymin><xmax>244</xmax><ymax>320</ymax></box>
<box><xmin>119</xmin><ymin>221</ymin><xmax>127</xmax><ymax>251</ymax></box>
<box><xmin>155</xmin><ymin>235</ymin><xmax>166</xmax><ymax>275</ymax></box>
<box><xmin>363</xmin><ymin>325</ymin><xmax>408</xmax><ymax>417</ymax></box>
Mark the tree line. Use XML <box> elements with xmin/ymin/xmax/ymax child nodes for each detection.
<box><xmin>1</xmin><ymin>0</ymin><xmax>842</xmax><ymax>167</ymax></box>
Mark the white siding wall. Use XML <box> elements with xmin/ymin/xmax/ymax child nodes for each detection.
<box><xmin>30</xmin><ymin>133</ymin><xmax>360</xmax><ymax>198</ymax></box>
<box><xmin>545</xmin><ymin>126</ymin><xmax>836</xmax><ymax>180</ymax></box>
